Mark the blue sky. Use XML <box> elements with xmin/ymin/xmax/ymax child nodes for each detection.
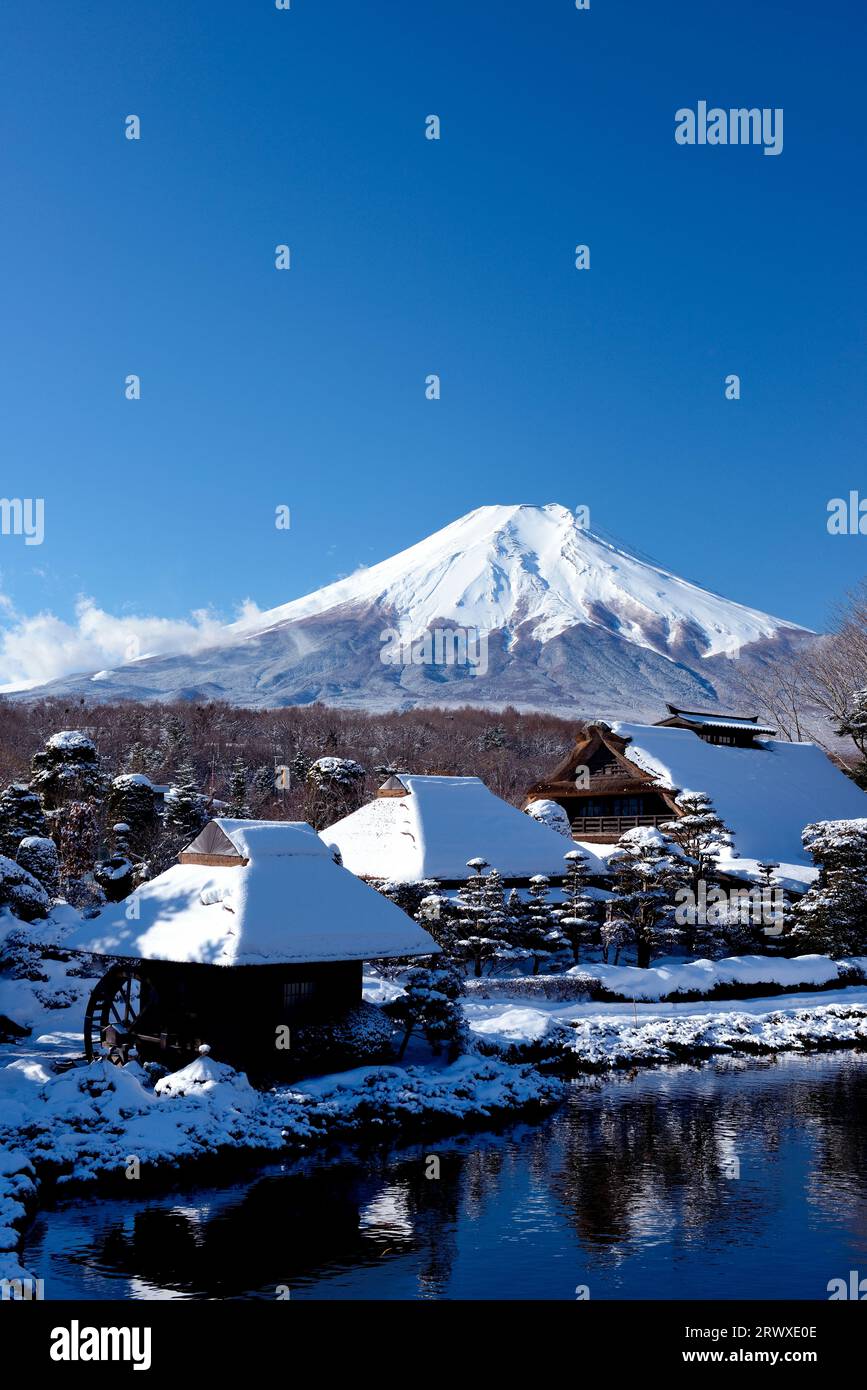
<box><xmin>1</xmin><ymin>0</ymin><xmax>865</xmax><ymax>686</ymax></box>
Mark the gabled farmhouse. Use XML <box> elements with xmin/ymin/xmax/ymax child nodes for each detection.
<box><xmin>654</xmin><ymin>704</ymin><xmax>778</xmax><ymax>747</ymax></box>
<box><xmin>527</xmin><ymin>711</ymin><xmax>867</xmax><ymax>868</ymax></box>
<box><xmin>58</xmin><ymin>819</ymin><xmax>439</xmax><ymax>1069</ymax></box>
<box><xmin>322</xmin><ymin>774</ymin><xmax>607</xmax><ymax>886</ymax></box>
<box><xmin>64</xmin><ymin>818</ymin><xmax>438</xmax><ymax>966</ymax></box>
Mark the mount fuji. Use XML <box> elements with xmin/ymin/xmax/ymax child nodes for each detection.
<box><xmin>17</xmin><ymin>504</ymin><xmax>813</xmax><ymax>719</ymax></box>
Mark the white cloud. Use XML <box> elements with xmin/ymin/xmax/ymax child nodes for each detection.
<box><xmin>0</xmin><ymin>595</ymin><xmax>264</xmax><ymax>693</ymax></box>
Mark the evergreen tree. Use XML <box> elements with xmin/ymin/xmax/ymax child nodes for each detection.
<box><xmin>227</xmin><ymin>757</ymin><xmax>250</xmax><ymax>819</ymax></box>
<box><xmin>249</xmin><ymin>764</ymin><xmax>276</xmax><ymax>812</ymax></box>
<box><xmin>608</xmin><ymin>827</ymin><xmax>688</xmax><ymax>968</ymax></box>
<box><xmin>416</xmin><ymin>889</ymin><xmax>463</xmax><ymax>960</ymax></box>
<box><xmin>836</xmin><ymin>688</ymin><xmax>867</xmax><ymax>766</ymax></box>
<box><xmin>304</xmin><ymin>756</ymin><xmax>365</xmax><ymax>829</ymax></box>
<box><xmin>790</xmin><ymin>818</ymin><xmax>867</xmax><ymax>956</ymax></box>
<box><xmin>123</xmin><ymin>741</ymin><xmax>150</xmax><ymax>774</ymax></box>
<box><xmin>661</xmin><ymin>792</ymin><xmax>732</xmax><ymax>951</ymax></box>
<box><xmin>600</xmin><ymin>904</ymin><xmax>633</xmax><ymax>966</ymax></box>
<box><xmin>29</xmin><ymin>731</ymin><xmax>107</xmax><ymax>810</ymax></box>
<box><xmin>515</xmin><ymin>874</ymin><xmax>565</xmax><ymax>974</ymax></box>
<box><xmin>290</xmin><ymin>750</ymin><xmax>312</xmax><ymax>784</ymax></box>
<box><xmin>450</xmin><ymin>859</ymin><xmax>513</xmax><ymax>977</ymax></box>
<box><xmin>157</xmin><ymin>762</ymin><xmax>209</xmax><ymax>868</ymax></box>
<box><xmin>159</xmin><ymin>713</ymin><xmax>189</xmax><ymax>771</ymax></box>
<box><xmin>661</xmin><ymin>792</ymin><xmax>733</xmax><ymax>899</ymax></box>
<box><xmin>560</xmin><ymin>848</ymin><xmax>597</xmax><ymax>964</ymax></box>
<box><xmin>384</xmin><ymin>966</ymin><xmax>467</xmax><ymax>1059</ymax></box>
<box><xmin>0</xmin><ymin>782</ymin><xmax>49</xmax><ymax>859</ymax></box>
<box><xmin>106</xmin><ymin>774</ymin><xmax>158</xmax><ymax>859</ymax></box>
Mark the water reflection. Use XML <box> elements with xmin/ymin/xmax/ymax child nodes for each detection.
<box><xmin>24</xmin><ymin>1053</ymin><xmax>867</xmax><ymax>1300</ymax></box>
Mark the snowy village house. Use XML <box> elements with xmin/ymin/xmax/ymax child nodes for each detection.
<box><xmin>322</xmin><ymin>773</ymin><xmax>608</xmax><ymax>887</ymax></box>
<box><xmin>58</xmin><ymin>818</ymin><xmax>438</xmax><ymax>1072</ymax></box>
<box><xmin>526</xmin><ymin>705</ymin><xmax>867</xmax><ymax>880</ymax></box>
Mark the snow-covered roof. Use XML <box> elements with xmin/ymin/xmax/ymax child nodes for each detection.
<box><xmin>55</xmin><ymin>819</ymin><xmax>439</xmax><ymax>966</ymax></box>
<box><xmin>673</xmin><ymin>714</ymin><xmax>777</xmax><ymax>734</ymax></box>
<box><xmin>611</xmin><ymin>722</ymin><xmax>867</xmax><ymax>865</ymax></box>
<box><xmin>322</xmin><ymin>775</ymin><xmax>608</xmax><ymax>882</ymax></box>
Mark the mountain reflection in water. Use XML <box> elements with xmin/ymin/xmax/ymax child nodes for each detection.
<box><xmin>24</xmin><ymin>1053</ymin><xmax>867</xmax><ymax>1300</ymax></box>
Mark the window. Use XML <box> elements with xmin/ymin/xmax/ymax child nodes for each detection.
<box><xmin>283</xmin><ymin>981</ymin><xmax>315</xmax><ymax>1008</ymax></box>
<box><xmin>581</xmin><ymin>797</ymin><xmax>644</xmax><ymax>818</ymax></box>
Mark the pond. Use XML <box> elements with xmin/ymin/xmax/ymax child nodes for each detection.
<box><xmin>23</xmin><ymin>1052</ymin><xmax>867</xmax><ymax>1300</ymax></box>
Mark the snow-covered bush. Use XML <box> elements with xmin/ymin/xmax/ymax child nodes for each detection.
<box><xmin>0</xmin><ymin>783</ymin><xmax>49</xmax><ymax>859</ymax></box>
<box><xmin>0</xmin><ymin>855</ymin><xmax>51</xmax><ymax>922</ymax></box>
<box><xmin>29</xmin><ymin>730</ymin><xmax>107</xmax><ymax>809</ymax></box>
<box><xmin>289</xmin><ymin>1002</ymin><xmax>396</xmax><ymax>1068</ymax></box>
<box><xmin>16</xmin><ymin>836</ymin><xmax>59</xmax><ymax>898</ymax></box>
<box><xmin>384</xmin><ymin>967</ymin><xmax>467</xmax><ymax>1059</ymax></box>
<box><xmin>525</xmin><ymin>798</ymin><xmax>572</xmax><ymax>837</ymax></box>
<box><xmin>106</xmin><ymin>774</ymin><xmax>159</xmax><ymax>858</ymax></box>
<box><xmin>93</xmin><ymin>852</ymin><xmax>135</xmax><ymax>902</ymax></box>
<box><xmin>307</xmin><ymin>756</ymin><xmax>365</xmax><ymax>791</ymax></box>
<box><xmin>790</xmin><ymin>817</ymin><xmax>867</xmax><ymax>956</ymax></box>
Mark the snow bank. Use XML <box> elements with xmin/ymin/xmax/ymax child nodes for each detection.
<box><xmin>565</xmin><ymin>952</ymin><xmax>855</xmax><ymax>1000</ymax></box>
<box><xmin>0</xmin><ymin>1050</ymin><xmax>564</xmax><ymax>1281</ymax></box>
<box><xmin>465</xmin><ymin>989</ymin><xmax>867</xmax><ymax>1068</ymax></box>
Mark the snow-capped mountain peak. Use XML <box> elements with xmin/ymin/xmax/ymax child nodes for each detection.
<box><xmin>15</xmin><ymin>503</ymin><xmax>811</xmax><ymax>717</ymax></box>
<box><xmin>236</xmin><ymin>502</ymin><xmax>805</xmax><ymax>661</ymax></box>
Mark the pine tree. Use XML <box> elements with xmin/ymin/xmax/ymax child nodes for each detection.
<box><xmin>157</xmin><ymin>762</ymin><xmax>209</xmax><ymax>868</ymax></box>
<box><xmin>384</xmin><ymin>966</ymin><xmax>467</xmax><ymax>1059</ymax></box>
<box><xmin>608</xmin><ymin>827</ymin><xmax>688</xmax><ymax>968</ymax></box>
<box><xmin>450</xmin><ymin>859</ymin><xmax>511</xmax><ymax>978</ymax></box>
<box><xmin>600</xmin><ymin>904</ymin><xmax>633</xmax><ymax>966</ymax></box>
<box><xmin>123</xmin><ymin>741</ymin><xmax>150</xmax><ymax>774</ymax></box>
<box><xmin>661</xmin><ymin>792</ymin><xmax>733</xmax><ymax>897</ymax></box>
<box><xmin>0</xmin><ymin>782</ymin><xmax>49</xmax><ymax>859</ymax></box>
<box><xmin>661</xmin><ymin>792</ymin><xmax>732</xmax><ymax>951</ymax></box>
<box><xmin>515</xmin><ymin>874</ymin><xmax>564</xmax><ymax>974</ymax></box>
<box><xmin>227</xmin><ymin>757</ymin><xmax>250</xmax><ymax>819</ymax></box>
<box><xmin>560</xmin><ymin>848</ymin><xmax>597</xmax><ymax>964</ymax></box>
<box><xmin>416</xmin><ymin>889</ymin><xmax>463</xmax><ymax>960</ymax></box>
<box><xmin>290</xmin><ymin>750</ymin><xmax>312</xmax><ymax>784</ymax></box>
<box><xmin>159</xmin><ymin>713</ymin><xmax>189</xmax><ymax>771</ymax></box>
<box><xmin>304</xmin><ymin>756</ymin><xmax>365</xmax><ymax>829</ymax></box>
<box><xmin>790</xmin><ymin>818</ymin><xmax>867</xmax><ymax>956</ymax></box>
<box><xmin>249</xmin><ymin>764</ymin><xmax>276</xmax><ymax>812</ymax></box>
<box><xmin>836</xmin><ymin>688</ymin><xmax>867</xmax><ymax>776</ymax></box>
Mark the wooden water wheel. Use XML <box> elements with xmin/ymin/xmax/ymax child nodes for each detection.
<box><xmin>83</xmin><ymin>962</ymin><xmax>183</xmax><ymax>1065</ymax></box>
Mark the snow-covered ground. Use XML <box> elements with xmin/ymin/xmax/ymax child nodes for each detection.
<box><xmin>464</xmin><ymin>985</ymin><xmax>867</xmax><ymax>1065</ymax></box>
<box><xmin>5</xmin><ymin>933</ymin><xmax>867</xmax><ymax>1289</ymax></box>
<box><xmin>0</xmin><ymin>1050</ymin><xmax>563</xmax><ymax>1285</ymax></box>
